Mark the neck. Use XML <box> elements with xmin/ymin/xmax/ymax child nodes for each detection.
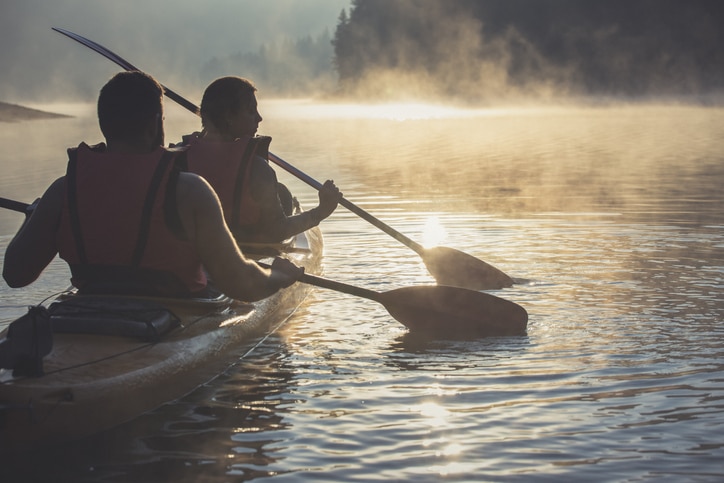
<box><xmin>202</xmin><ymin>127</ymin><xmax>245</xmax><ymax>143</ymax></box>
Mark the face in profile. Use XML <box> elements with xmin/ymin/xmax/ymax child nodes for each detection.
<box><xmin>227</xmin><ymin>93</ymin><xmax>263</xmax><ymax>139</ymax></box>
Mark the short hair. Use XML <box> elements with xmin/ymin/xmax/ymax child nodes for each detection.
<box><xmin>200</xmin><ymin>76</ymin><xmax>257</xmax><ymax>134</ymax></box>
<box><xmin>97</xmin><ymin>71</ymin><xmax>164</xmax><ymax>143</ymax></box>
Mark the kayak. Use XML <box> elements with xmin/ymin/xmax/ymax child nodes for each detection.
<box><xmin>0</xmin><ymin>225</ymin><xmax>322</xmax><ymax>450</ymax></box>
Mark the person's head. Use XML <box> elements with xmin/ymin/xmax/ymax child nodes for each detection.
<box><xmin>200</xmin><ymin>76</ymin><xmax>262</xmax><ymax>140</ymax></box>
<box><xmin>97</xmin><ymin>71</ymin><xmax>164</xmax><ymax>150</ymax></box>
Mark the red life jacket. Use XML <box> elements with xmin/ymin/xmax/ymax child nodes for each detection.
<box><xmin>183</xmin><ymin>134</ymin><xmax>271</xmax><ymax>231</ymax></box>
<box><xmin>56</xmin><ymin>142</ymin><xmax>208</xmax><ymax>297</ymax></box>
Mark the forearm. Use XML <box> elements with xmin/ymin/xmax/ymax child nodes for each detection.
<box><xmin>256</xmin><ymin>209</ymin><xmax>322</xmax><ymax>243</ymax></box>
<box><xmin>3</xmin><ymin>235</ymin><xmax>43</xmax><ymax>287</ymax></box>
<box><xmin>248</xmin><ymin>160</ymin><xmax>325</xmax><ymax>243</ymax></box>
<box><xmin>212</xmin><ymin>259</ymin><xmax>283</xmax><ymax>302</ymax></box>
<box><xmin>3</xmin><ymin>187</ymin><xmax>62</xmax><ymax>287</ymax></box>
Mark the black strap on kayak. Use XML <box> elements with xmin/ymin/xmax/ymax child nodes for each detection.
<box><xmin>0</xmin><ymin>305</ymin><xmax>53</xmax><ymax>378</ymax></box>
<box><xmin>65</xmin><ymin>148</ymin><xmax>87</xmax><ymax>264</ymax></box>
<box><xmin>131</xmin><ymin>150</ymin><xmax>176</xmax><ymax>266</ymax></box>
<box><xmin>49</xmin><ymin>296</ymin><xmax>180</xmax><ymax>343</ymax></box>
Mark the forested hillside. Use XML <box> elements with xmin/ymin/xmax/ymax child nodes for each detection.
<box><xmin>332</xmin><ymin>0</ymin><xmax>724</xmax><ymax>102</ymax></box>
<box><xmin>200</xmin><ymin>30</ymin><xmax>336</xmax><ymax>96</ymax></box>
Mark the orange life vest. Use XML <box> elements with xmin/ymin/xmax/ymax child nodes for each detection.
<box><xmin>183</xmin><ymin>134</ymin><xmax>271</xmax><ymax>231</ymax></box>
<box><xmin>56</xmin><ymin>142</ymin><xmax>208</xmax><ymax>297</ymax></box>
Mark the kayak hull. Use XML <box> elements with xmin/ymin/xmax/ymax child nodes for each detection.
<box><xmin>0</xmin><ymin>226</ymin><xmax>322</xmax><ymax>450</ymax></box>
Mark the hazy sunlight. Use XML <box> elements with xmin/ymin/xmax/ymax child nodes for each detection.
<box><xmin>264</xmin><ymin>99</ymin><xmax>498</xmax><ymax>121</ymax></box>
<box><xmin>417</xmin><ymin>402</ymin><xmax>450</xmax><ymax>425</ymax></box>
<box><xmin>421</xmin><ymin>216</ymin><xmax>448</xmax><ymax>248</ymax></box>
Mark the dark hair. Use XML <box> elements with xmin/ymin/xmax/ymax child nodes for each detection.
<box><xmin>97</xmin><ymin>71</ymin><xmax>164</xmax><ymax>143</ymax></box>
<box><xmin>200</xmin><ymin>76</ymin><xmax>256</xmax><ymax>135</ymax></box>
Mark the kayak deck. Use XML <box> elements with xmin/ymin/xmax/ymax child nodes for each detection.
<box><xmin>0</xmin><ymin>226</ymin><xmax>322</xmax><ymax>450</ymax></box>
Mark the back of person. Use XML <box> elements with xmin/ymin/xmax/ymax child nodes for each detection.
<box><xmin>57</xmin><ymin>142</ymin><xmax>208</xmax><ymax>297</ymax></box>
<box><xmin>3</xmin><ymin>71</ymin><xmax>303</xmax><ymax>303</ymax></box>
<box><xmin>180</xmin><ymin>76</ymin><xmax>341</xmax><ymax>244</ymax></box>
<box><xmin>182</xmin><ymin>132</ymin><xmax>269</xmax><ymax>234</ymax></box>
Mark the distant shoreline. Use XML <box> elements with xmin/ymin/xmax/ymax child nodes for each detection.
<box><xmin>0</xmin><ymin>101</ymin><xmax>72</xmax><ymax>122</ymax></box>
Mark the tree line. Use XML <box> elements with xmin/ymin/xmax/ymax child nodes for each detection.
<box><xmin>200</xmin><ymin>29</ymin><xmax>336</xmax><ymax>96</ymax></box>
<box><xmin>331</xmin><ymin>0</ymin><xmax>724</xmax><ymax>102</ymax></box>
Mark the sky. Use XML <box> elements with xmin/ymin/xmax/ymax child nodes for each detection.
<box><xmin>0</xmin><ymin>0</ymin><xmax>351</xmax><ymax>103</ymax></box>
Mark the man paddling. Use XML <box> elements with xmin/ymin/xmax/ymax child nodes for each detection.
<box><xmin>3</xmin><ymin>71</ymin><xmax>302</xmax><ymax>300</ymax></box>
<box><xmin>177</xmin><ymin>76</ymin><xmax>342</xmax><ymax>244</ymax></box>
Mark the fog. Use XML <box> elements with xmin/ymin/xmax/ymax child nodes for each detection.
<box><xmin>0</xmin><ymin>0</ymin><xmax>351</xmax><ymax>103</ymax></box>
<box><xmin>3</xmin><ymin>0</ymin><xmax>723</xmax><ymax>109</ymax></box>
<box><xmin>333</xmin><ymin>0</ymin><xmax>724</xmax><ymax>104</ymax></box>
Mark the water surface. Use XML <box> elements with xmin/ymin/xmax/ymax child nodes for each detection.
<box><xmin>1</xmin><ymin>101</ymin><xmax>723</xmax><ymax>482</ymax></box>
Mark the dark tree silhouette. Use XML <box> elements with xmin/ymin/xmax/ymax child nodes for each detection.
<box><xmin>332</xmin><ymin>0</ymin><xmax>724</xmax><ymax>101</ymax></box>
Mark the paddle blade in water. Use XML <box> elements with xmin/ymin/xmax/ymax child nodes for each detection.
<box><xmin>378</xmin><ymin>285</ymin><xmax>527</xmax><ymax>338</ymax></box>
<box><xmin>421</xmin><ymin>246</ymin><xmax>513</xmax><ymax>290</ymax></box>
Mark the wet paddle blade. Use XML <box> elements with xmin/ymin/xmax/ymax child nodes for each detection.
<box><xmin>421</xmin><ymin>246</ymin><xmax>513</xmax><ymax>290</ymax></box>
<box><xmin>378</xmin><ymin>285</ymin><xmax>527</xmax><ymax>338</ymax></box>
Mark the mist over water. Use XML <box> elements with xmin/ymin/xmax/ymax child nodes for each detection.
<box><xmin>2</xmin><ymin>1</ymin><xmax>723</xmax><ymax>479</ymax></box>
<box><xmin>1</xmin><ymin>100</ymin><xmax>723</xmax><ymax>481</ymax></box>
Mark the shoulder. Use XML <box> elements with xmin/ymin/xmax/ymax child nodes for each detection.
<box><xmin>176</xmin><ymin>171</ymin><xmax>215</xmax><ymax>199</ymax></box>
<box><xmin>174</xmin><ymin>171</ymin><xmax>225</xmax><ymax>228</ymax></box>
<box><xmin>250</xmin><ymin>154</ymin><xmax>276</xmax><ymax>181</ymax></box>
<box><xmin>175</xmin><ymin>171</ymin><xmax>225</xmax><ymax>218</ymax></box>
<box><xmin>44</xmin><ymin>176</ymin><xmax>66</xmax><ymax>203</ymax></box>
<box><xmin>25</xmin><ymin>176</ymin><xmax>66</xmax><ymax>228</ymax></box>
<box><xmin>173</xmin><ymin>171</ymin><xmax>228</xmax><ymax>243</ymax></box>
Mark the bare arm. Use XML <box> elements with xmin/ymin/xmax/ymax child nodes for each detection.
<box><xmin>247</xmin><ymin>157</ymin><xmax>341</xmax><ymax>243</ymax></box>
<box><xmin>3</xmin><ymin>178</ymin><xmax>65</xmax><ymax>287</ymax></box>
<box><xmin>175</xmin><ymin>172</ymin><xmax>301</xmax><ymax>301</ymax></box>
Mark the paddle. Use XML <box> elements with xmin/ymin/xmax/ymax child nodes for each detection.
<box><xmin>257</xmin><ymin>261</ymin><xmax>527</xmax><ymax>337</ymax></box>
<box><xmin>0</xmin><ymin>197</ymin><xmax>32</xmax><ymax>215</ymax></box>
<box><xmin>51</xmin><ymin>27</ymin><xmax>515</xmax><ymax>291</ymax></box>
<box><xmin>1</xmin><ymin>196</ymin><xmax>528</xmax><ymax>337</ymax></box>
<box><xmin>267</xmin><ymin>153</ymin><xmax>514</xmax><ymax>290</ymax></box>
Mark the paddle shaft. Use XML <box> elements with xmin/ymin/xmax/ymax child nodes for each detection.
<box><xmin>299</xmin><ymin>272</ymin><xmax>380</xmax><ymax>301</ymax></box>
<box><xmin>256</xmin><ymin>261</ymin><xmax>382</xmax><ymax>302</ymax></box>
<box><xmin>0</xmin><ymin>197</ymin><xmax>31</xmax><ymax>214</ymax></box>
<box><xmin>268</xmin><ymin>153</ymin><xmax>425</xmax><ymax>252</ymax></box>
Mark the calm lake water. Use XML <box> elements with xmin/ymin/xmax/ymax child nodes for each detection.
<box><xmin>1</xmin><ymin>100</ymin><xmax>723</xmax><ymax>482</ymax></box>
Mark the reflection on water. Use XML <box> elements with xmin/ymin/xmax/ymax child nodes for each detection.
<box><xmin>1</xmin><ymin>103</ymin><xmax>723</xmax><ymax>481</ymax></box>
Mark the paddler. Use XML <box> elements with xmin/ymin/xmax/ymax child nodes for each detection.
<box><xmin>176</xmin><ymin>76</ymin><xmax>342</xmax><ymax>244</ymax></box>
<box><xmin>3</xmin><ymin>71</ymin><xmax>302</xmax><ymax>300</ymax></box>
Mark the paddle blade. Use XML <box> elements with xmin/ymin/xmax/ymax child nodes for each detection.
<box><xmin>421</xmin><ymin>246</ymin><xmax>513</xmax><ymax>290</ymax></box>
<box><xmin>378</xmin><ymin>285</ymin><xmax>527</xmax><ymax>338</ymax></box>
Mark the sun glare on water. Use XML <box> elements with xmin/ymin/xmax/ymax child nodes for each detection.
<box><xmin>422</xmin><ymin>216</ymin><xmax>448</xmax><ymax>248</ymax></box>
